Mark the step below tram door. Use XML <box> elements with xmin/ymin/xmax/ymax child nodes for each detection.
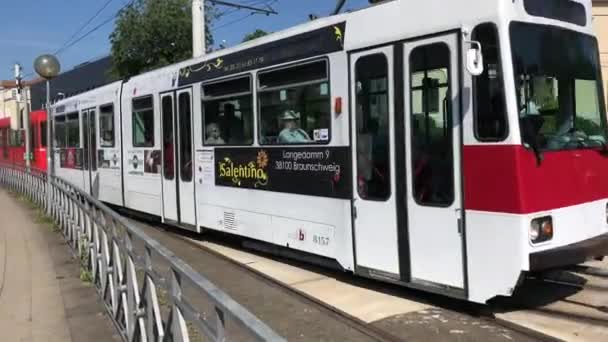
<box><xmin>159</xmin><ymin>89</ymin><xmax>197</xmax><ymax>229</ymax></box>
<box><xmin>350</xmin><ymin>33</ymin><xmax>466</xmax><ymax>295</ymax></box>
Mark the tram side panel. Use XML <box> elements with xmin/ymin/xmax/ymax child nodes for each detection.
<box><xmin>121</xmin><ymin>73</ymin><xmax>171</xmax><ymax>217</ymax></box>
<box><xmin>193</xmin><ymin>53</ymin><xmax>356</xmax><ymax>271</ymax></box>
<box><xmin>95</xmin><ymin>82</ymin><xmax>124</xmax><ymax>206</ymax></box>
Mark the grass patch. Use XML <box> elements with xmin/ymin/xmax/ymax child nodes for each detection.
<box><xmin>34</xmin><ymin>209</ymin><xmax>60</xmax><ymax>232</ymax></box>
<box><xmin>79</xmin><ymin>237</ymin><xmax>94</xmax><ymax>284</ymax></box>
<box><xmin>16</xmin><ymin>194</ymin><xmax>38</xmax><ymax>210</ymax></box>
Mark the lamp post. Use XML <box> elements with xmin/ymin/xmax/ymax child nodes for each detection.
<box><xmin>34</xmin><ymin>54</ymin><xmax>60</xmax><ymax>214</ymax></box>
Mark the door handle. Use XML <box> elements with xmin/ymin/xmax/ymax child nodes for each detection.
<box><xmin>455</xmin><ymin>208</ymin><xmax>463</xmax><ymax>234</ymax></box>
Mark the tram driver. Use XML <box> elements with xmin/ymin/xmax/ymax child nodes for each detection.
<box><xmin>277</xmin><ymin>110</ymin><xmax>311</xmax><ymax>144</ymax></box>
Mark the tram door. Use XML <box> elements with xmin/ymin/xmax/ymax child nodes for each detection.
<box><xmin>350</xmin><ymin>46</ymin><xmax>401</xmax><ymax>277</ymax></box>
<box><xmin>403</xmin><ymin>34</ymin><xmax>464</xmax><ymax>289</ymax></box>
<box><xmin>160</xmin><ymin>89</ymin><xmax>196</xmax><ymax>228</ymax></box>
<box><xmin>82</xmin><ymin>108</ymin><xmax>98</xmax><ymax>197</ymax></box>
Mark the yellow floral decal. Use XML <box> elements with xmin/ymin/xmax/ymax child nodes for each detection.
<box><xmin>257</xmin><ymin>150</ymin><xmax>269</xmax><ymax>168</ymax></box>
<box><xmin>334</xmin><ymin>26</ymin><xmax>344</xmax><ymax>47</ymax></box>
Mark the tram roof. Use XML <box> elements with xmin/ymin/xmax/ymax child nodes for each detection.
<box><xmin>51</xmin><ymin>0</ymin><xmax>594</xmax><ymax>106</ymax></box>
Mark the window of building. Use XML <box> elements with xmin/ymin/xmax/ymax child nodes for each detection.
<box><xmin>99</xmin><ymin>104</ymin><xmax>115</xmax><ymax>147</ymax></box>
<box><xmin>179</xmin><ymin>93</ymin><xmax>193</xmax><ymax>182</ymax></box>
<box><xmin>473</xmin><ymin>23</ymin><xmax>508</xmax><ymax>141</ymax></box>
<box><xmin>132</xmin><ymin>96</ymin><xmax>154</xmax><ymax>147</ymax></box>
<box><xmin>410</xmin><ymin>43</ymin><xmax>454</xmax><ymax>206</ymax></box>
<box><xmin>258</xmin><ymin>59</ymin><xmax>331</xmax><ymax>145</ymax></box>
<box><xmin>202</xmin><ymin>76</ymin><xmax>253</xmax><ymax>146</ymax></box>
<box><xmin>55</xmin><ymin>115</ymin><xmax>66</xmax><ymax>147</ymax></box>
<box><xmin>355</xmin><ymin>54</ymin><xmax>391</xmax><ymax>201</ymax></box>
<box><xmin>65</xmin><ymin>112</ymin><xmax>80</xmax><ymax>147</ymax></box>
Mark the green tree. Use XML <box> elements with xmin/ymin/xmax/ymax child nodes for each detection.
<box><xmin>242</xmin><ymin>29</ymin><xmax>269</xmax><ymax>43</ymax></box>
<box><xmin>110</xmin><ymin>0</ymin><xmax>217</xmax><ymax>78</ymax></box>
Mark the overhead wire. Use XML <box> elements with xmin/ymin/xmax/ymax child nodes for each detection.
<box><xmin>22</xmin><ymin>0</ymin><xmax>278</xmax><ymax>78</ymax></box>
<box><xmin>55</xmin><ymin>0</ymin><xmax>117</xmax><ymax>55</ymax></box>
<box><xmin>214</xmin><ymin>0</ymin><xmax>278</xmax><ymax>30</ymax></box>
<box><xmin>56</xmin><ymin>0</ymin><xmax>135</xmax><ymax>56</ymax></box>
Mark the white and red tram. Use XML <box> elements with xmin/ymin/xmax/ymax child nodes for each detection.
<box><xmin>51</xmin><ymin>0</ymin><xmax>608</xmax><ymax>303</ymax></box>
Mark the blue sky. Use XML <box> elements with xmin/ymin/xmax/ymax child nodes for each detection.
<box><xmin>0</xmin><ymin>0</ymin><xmax>369</xmax><ymax>80</ymax></box>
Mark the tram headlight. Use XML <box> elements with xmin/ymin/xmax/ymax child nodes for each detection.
<box><xmin>530</xmin><ymin>216</ymin><xmax>553</xmax><ymax>244</ymax></box>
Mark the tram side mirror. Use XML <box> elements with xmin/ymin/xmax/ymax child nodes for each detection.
<box><xmin>465</xmin><ymin>41</ymin><xmax>484</xmax><ymax>76</ymax></box>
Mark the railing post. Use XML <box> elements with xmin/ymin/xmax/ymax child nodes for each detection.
<box><xmin>170</xmin><ymin>269</ymin><xmax>188</xmax><ymax>342</ymax></box>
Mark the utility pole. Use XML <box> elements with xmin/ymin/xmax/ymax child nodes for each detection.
<box><xmin>192</xmin><ymin>0</ymin><xmax>278</xmax><ymax>58</ymax></box>
<box><xmin>192</xmin><ymin>0</ymin><xmax>204</xmax><ymax>57</ymax></box>
<box><xmin>14</xmin><ymin>63</ymin><xmax>31</xmax><ymax>170</ymax></box>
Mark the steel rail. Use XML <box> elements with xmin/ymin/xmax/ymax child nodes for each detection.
<box><xmin>0</xmin><ymin>162</ymin><xmax>285</xmax><ymax>342</ymax></box>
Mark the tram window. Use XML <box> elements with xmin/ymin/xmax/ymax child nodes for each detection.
<box><xmin>83</xmin><ymin>111</ymin><xmax>90</xmax><ymax>170</ymax></box>
<box><xmin>162</xmin><ymin>96</ymin><xmax>174</xmax><ymax>180</ymax></box>
<box><xmin>179</xmin><ymin>93</ymin><xmax>193</xmax><ymax>182</ymax></box>
<box><xmin>473</xmin><ymin>23</ymin><xmax>508</xmax><ymax>141</ymax></box>
<box><xmin>99</xmin><ymin>104</ymin><xmax>115</xmax><ymax>147</ymax></box>
<box><xmin>132</xmin><ymin>96</ymin><xmax>154</xmax><ymax>147</ymax></box>
<box><xmin>355</xmin><ymin>54</ymin><xmax>391</xmax><ymax>201</ymax></box>
<box><xmin>54</xmin><ymin>115</ymin><xmax>66</xmax><ymax>147</ymax></box>
<box><xmin>90</xmin><ymin>110</ymin><xmax>97</xmax><ymax>171</ymax></box>
<box><xmin>410</xmin><ymin>43</ymin><xmax>454</xmax><ymax>206</ymax></box>
<box><xmin>258</xmin><ymin>60</ymin><xmax>331</xmax><ymax>145</ymax></box>
<box><xmin>202</xmin><ymin>76</ymin><xmax>253</xmax><ymax>146</ymax></box>
<box><xmin>65</xmin><ymin>113</ymin><xmax>80</xmax><ymax>147</ymax></box>
<box><xmin>40</xmin><ymin>122</ymin><xmax>47</xmax><ymax>148</ymax></box>
<box><xmin>29</xmin><ymin>124</ymin><xmax>35</xmax><ymax>149</ymax></box>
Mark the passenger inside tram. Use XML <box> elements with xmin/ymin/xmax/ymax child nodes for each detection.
<box><xmin>277</xmin><ymin>110</ymin><xmax>311</xmax><ymax>144</ymax></box>
<box><xmin>204</xmin><ymin>122</ymin><xmax>225</xmax><ymax>145</ymax></box>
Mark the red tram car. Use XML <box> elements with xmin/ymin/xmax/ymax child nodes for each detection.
<box><xmin>0</xmin><ymin>110</ymin><xmax>48</xmax><ymax>171</ymax></box>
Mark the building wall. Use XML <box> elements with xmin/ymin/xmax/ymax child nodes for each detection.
<box><xmin>0</xmin><ymin>87</ymin><xmax>30</xmax><ymax>129</ymax></box>
<box><xmin>593</xmin><ymin>1</ymin><xmax>608</xmax><ymax>102</ymax></box>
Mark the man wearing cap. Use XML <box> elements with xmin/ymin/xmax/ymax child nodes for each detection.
<box><xmin>278</xmin><ymin>110</ymin><xmax>311</xmax><ymax>144</ymax></box>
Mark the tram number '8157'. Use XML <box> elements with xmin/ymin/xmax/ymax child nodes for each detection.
<box><xmin>313</xmin><ymin>235</ymin><xmax>330</xmax><ymax>246</ymax></box>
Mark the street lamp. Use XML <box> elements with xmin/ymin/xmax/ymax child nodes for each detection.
<box><xmin>34</xmin><ymin>54</ymin><xmax>60</xmax><ymax>214</ymax></box>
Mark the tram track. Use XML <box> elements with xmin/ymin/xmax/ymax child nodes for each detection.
<box><xmin>118</xmin><ymin>210</ymin><xmax>561</xmax><ymax>342</ymax></box>
<box><xmin>172</xmin><ymin>228</ymin><xmax>564</xmax><ymax>342</ymax></box>
<box><xmin>155</xmin><ymin>225</ymin><xmax>405</xmax><ymax>342</ymax></box>
<box><xmin>115</xmin><ymin>209</ymin><xmax>406</xmax><ymax>341</ymax></box>
<box><xmin>489</xmin><ymin>264</ymin><xmax>608</xmax><ymax>341</ymax></box>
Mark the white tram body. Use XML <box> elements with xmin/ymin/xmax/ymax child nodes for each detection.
<box><xmin>52</xmin><ymin>0</ymin><xmax>608</xmax><ymax>303</ymax></box>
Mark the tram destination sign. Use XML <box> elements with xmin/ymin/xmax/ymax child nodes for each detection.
<box><xmin>178</xmin><ymin>22</ymin><xmax>346</xmax><ymax>86</ymax></box>
<box><xmin>214</xmin><ymin>147</ymin><xmax>351</xmax><ymax>199</ymax></box>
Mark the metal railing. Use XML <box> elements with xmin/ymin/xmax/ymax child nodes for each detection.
<box><xmin>0</xmin><ymin>163</ymin><xmax>285</xmax><ymax>342</ymax></box>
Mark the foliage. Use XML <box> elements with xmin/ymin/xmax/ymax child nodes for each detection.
<box><xmin>242</xmin><ymin>29</ymin><xmax>269</xmax><ymax>43</ymax></box>
<box><xmin>575</xmin><ymin>117</ymin><xmax>604</xmax><ymax>136</ymax></box>
<box><xmin>110</xmin><ymin>0</ymin><xmax>218</xmax><ymax>78</ymax></box>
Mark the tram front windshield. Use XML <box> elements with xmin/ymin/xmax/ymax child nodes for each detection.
<box><xmin>511</xmin><ymin>22</ymin><xmax>607</xmax><ymax>151</ymax></box>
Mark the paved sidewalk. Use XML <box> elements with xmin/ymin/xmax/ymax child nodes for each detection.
<box><xmin>0</xmin><ymin>189</ymin><xmax>119</xmax><ymax>342</ymax></box>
